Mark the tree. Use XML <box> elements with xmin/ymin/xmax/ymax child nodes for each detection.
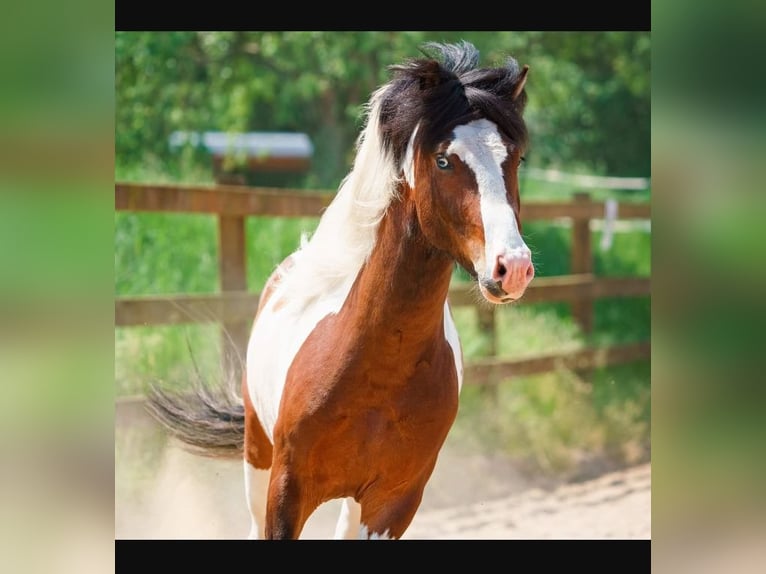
<box><xmin>116</xmin><ymin>32</ymin><xmax>651</xmax><ymax>184</ymax></box>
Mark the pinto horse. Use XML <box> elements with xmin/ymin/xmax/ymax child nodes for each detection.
<box><xmin>148</xmin><ymin>41</ymin><xmax>534</xmax><ymax>540</ymax></box>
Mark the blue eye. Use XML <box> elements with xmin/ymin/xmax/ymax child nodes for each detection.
<box><xmin>436</xmin><ymin>155</ymin><xmax>450</xmax><ymax>169</ymax></box>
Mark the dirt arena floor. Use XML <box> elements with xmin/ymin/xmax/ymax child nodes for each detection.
<box><xmin>115</xmin><ymin>399</ymin><xmax>650</xmax><ymax>540</ymax></box>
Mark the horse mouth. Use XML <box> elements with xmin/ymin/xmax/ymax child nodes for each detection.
<box><xmin>478</xmin><ymin>277</ymin><xmax>519</xmax><ymax>305</ymax></box>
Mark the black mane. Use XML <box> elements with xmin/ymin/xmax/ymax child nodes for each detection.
<box><xmin>377</xmin><ymin>41</ymin><xmax>529</xmax><ymax>170</ymax></box>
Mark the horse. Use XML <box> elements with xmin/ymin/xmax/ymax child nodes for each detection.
<box><xmin>147</xmin><ymin>40</ymin><xmax>534</xmax><ymax>540</ymax></box>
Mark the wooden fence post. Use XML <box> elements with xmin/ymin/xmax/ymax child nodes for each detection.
<box><xmin>571</xmin><ymin>192</ymin><xmax>593</xmax><ymax>334</ymax></box>
<box><xmin>476</xmin><ymin>304</ymin><xmax>499</xmax><ymax>397</ymax></box>
<box><xmin>218</xmin><ymin>214</ymin><xmax>250</xmax><ymax>381</ymax></box>
<box><xmin>476</xmin><ymin>305</ymin><xmax>497</xmax><ymax>357</ymax></box>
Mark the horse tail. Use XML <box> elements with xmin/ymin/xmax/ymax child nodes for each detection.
<box><xmin>146</xmin><ymin>378</ymin><xmax>245</xmax><ymax>459</ymax></box>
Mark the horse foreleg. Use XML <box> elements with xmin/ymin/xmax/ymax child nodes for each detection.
<box><xmin>333</xmin><ymin>497</ymin><xmax>362</xmax><ymax>539</ymax></box>
<box><xmin>242</xmin><ymin>381</ymin><xmax>275</xmax><ymax>539</ymax></box>
<box><xmin>359</xmin><ymin>486</ymin><xmax>426</xmax><ymax>540</ymax></box>
<box><xmin>243</xmin><ymin>462</ymin><xmax>270</xmax><ymax>539</ymax></box>
<box><xmin>264</xmin><ymin>464</ymin><xmax>315</xmax><ymax>539</ymax></box>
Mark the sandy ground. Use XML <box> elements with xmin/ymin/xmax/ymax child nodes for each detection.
<box><xmin>115</xmin><ymin>399</ymin><xmax>650</xmax><ymax>540</ymax></box>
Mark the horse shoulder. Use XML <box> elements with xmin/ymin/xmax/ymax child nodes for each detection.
<box><xmin>246</xmin><ymin>253</ymin><xmax>352</xmax><ymax>443</ymax></box>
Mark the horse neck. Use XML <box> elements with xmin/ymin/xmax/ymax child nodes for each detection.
<box><xmin>345</xmin><ymin>188</ymin><xmax>454</xmax><ymax>341</ymax></box>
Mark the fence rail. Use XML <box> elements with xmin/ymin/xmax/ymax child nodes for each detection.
<box><xmin>115</xmin><ymin>275</ymin><xmax>649</xmax><ymax>327</ymax></box>
<box><xmin>115</xmin><ymin>181</ymin><xmax>652</xmax><ymax>219</ymax></box>
<box><xmin>115</xmin><ymin>182</ymin><xmax>650</xmax><ymax>386</ymax></box>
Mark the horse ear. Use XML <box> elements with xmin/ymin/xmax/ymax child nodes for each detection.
<box><xmin>512</xmin><ymin>65</ymin><xmax>529</xmax><ymax>100</ymax></box>
<box><xmin>418</xmin><ymin>60</ymin><xmax>450</xmax><ymax>91</ymax></box>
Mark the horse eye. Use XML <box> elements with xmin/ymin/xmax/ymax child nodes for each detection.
<box><xmin>435</xmin><ymin>155</ymin><xmax>450</xmax><ymax>169</ymax></box>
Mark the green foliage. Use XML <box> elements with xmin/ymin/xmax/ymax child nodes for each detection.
<box><xmin>116</xmin><ymin>31</ymin><xmax>651</xmax><ymax>183</ymax></box>
<box><xmin>521</xmin><ymin>32</ymin><xmax>651</xmax><ymax>176</ymax></box>
<box><xmin>521</xmin><ymin>222</ymin><xmax>572</xmax><ymax>277</ymax></box>
<box><xmin>246</xmin><ymin>216</ymin><xmax>317</xmax><ymax>291</ymax></box>
<box><xmin>115</xmin><ymin>212</ymin><xmax>219</xmax><ymax>296</ymax></box>
<box><xmin>115</xmin><ymin>324</ymin><xmax>223</xmax><ymax>397</ymax></box>
<box><xmin>451</xmin><ymin>361</ymin><xmax>650</xmax><ymax>476</ymax></box>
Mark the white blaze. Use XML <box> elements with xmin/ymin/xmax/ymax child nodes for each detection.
<box><xmin>447</xmin><ymin>118</ymin><xmax>528</xmax><ymax>277</ymax></box>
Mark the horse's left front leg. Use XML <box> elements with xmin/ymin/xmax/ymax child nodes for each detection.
<box><xmin>264</xmin><ymin>459</ymin><xmax>316</xmax><ymax>540</ymax></box>
<box><xmin>358</xmin><ymin>486</ymin><xmax>426</xmax><ymax>540</ymax></box>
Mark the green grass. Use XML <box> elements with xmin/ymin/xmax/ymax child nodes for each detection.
<box><xmin>246</xmin><ymin>216</ymin><xmax>318</xmax><ymax>292</ymax></box>
<box><xmin>114</xmin><ymin>166</ymin><xmax>651</xmax><ymax>478</ymax></box>
<box><xmin>115</xmin><ymin>324</ymin><xmax>224</xmax><ymax>397</ymax></box>
<box><xmin>519</xmin><ymin>172</ymin><xmax>651</xmax><ymax>204</ymax></box>
<box><xmin>450</xmin><ymin>360</ymin><xmax>651</xmax><ymax>477</ymax></box>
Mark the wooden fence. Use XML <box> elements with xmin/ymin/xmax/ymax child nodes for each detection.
<box><xmin>115</xmin><ymin>182</ymin><xmax>650</xmax><ymax>387</ymax></box>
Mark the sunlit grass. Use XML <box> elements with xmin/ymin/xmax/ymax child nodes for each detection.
<box><xmin>519</xmin><ymin>173</ymin><xmax>651</xmax><ymax>204</ymax></box>
<box><xmin>115</xmin><ymin>324</ymin><xmax>223</xmax><ymax>397</ymax></box>
<box><xmin>451</xmin><ymin>360</ymin><xmax>651</xmax><ymax>477</ymax></box>
<box><xmin>247</xmin><ymin>216</ymin><xmax>318</xmax><ymax>292</ymax></box>
<box><xmin>449</xmin><ymin>303</ymin><xmax>585</xmax><ymax>361</ymax></box>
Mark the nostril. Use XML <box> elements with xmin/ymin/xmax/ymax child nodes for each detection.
<box><xmin>497</xmin><ymin>263</ymin><xmax>507</xmax><ymax>277</ymax></box>
<box><xmin>526</xmin><ymin>263</ymin><xmax>534</xmax><ymax>280</ymax></box>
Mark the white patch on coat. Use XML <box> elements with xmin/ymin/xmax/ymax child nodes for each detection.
<box><xmin>334</xmin><ymin>498</ymin><xmax>362</xmax><ymax>539</ymax></box>
<box><xmin>358</xmin><ymin>524</ymin><xmax>394</xmax><ymax>539</ymax></box>
<box><xmin>243</xmin><ymin>461</ymin><xmax>270</xmax><ymax>539</ymax></box>
<box><xmin>443</xmin><ymin>301</ymin><xmax>464</xmax><ymax>393</ymax></box>
<box><xmin>402</xmin><ymin>124</ymin><xmax>419</xmax><ymax>188</ymax></box>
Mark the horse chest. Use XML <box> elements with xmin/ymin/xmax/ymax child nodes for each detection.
<box><xmin>292</xmin><ymin>310</ymin><xmax>455</xmax><ymax>390</ymax></box>
<box><xmin>281</xmin><ymin>348</ymin><xmax>459</xmax><ymax>499</ymax></box>
<box><xmin>279</xmin><ymin>313</ymin><xmax>460</xmax><ymax>449</ymax></box>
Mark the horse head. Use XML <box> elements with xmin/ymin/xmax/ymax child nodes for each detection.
<box><xmin>378</xmin><ymin>41</ymin><xmax>534</xmax><ymax>304</ymax></box>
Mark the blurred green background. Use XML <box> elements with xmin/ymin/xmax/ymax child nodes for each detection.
<box><xmin>116</xmin><ymin>31</ymin><xmax>651</xmax><ymax>184</ymax></box>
